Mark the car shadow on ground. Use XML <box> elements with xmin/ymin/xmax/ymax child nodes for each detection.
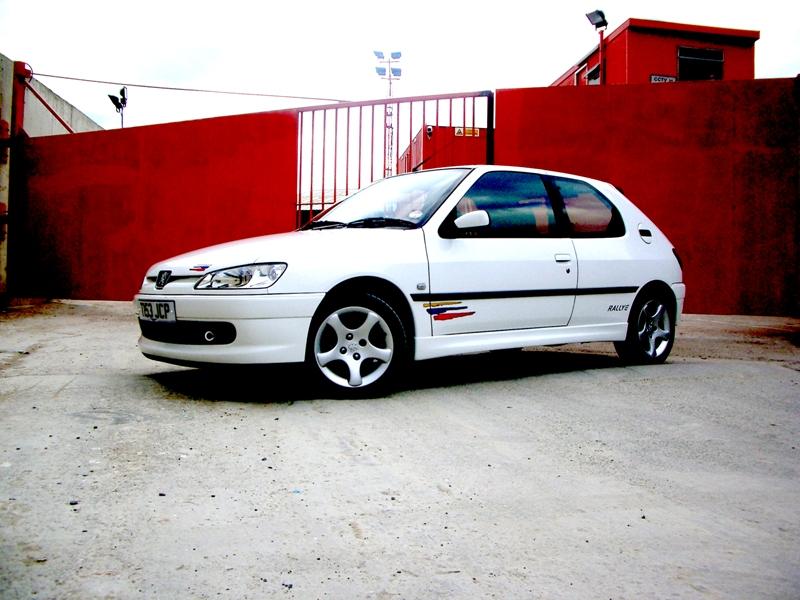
<box><xmin>408</xmin><ymin>348</ymin><xmax>621</xmax><ymax>391</ymax></box>
<box><xmin>146</xmin><ymin>348</ymin><xmax>623</xmax><ymax>404</ymax></box>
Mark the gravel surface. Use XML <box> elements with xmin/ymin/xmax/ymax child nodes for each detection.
<box><xmin>1</xmin><ymin>301</ymin><xmax>798</xmax><ymax>599</ymax></box>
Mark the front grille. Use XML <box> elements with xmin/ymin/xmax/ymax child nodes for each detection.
<box><xmin>139</xmin><ymin>320</ymin><xmax>237</xmax><ymax>345</ymax></box>
<box><xmin>146</xmin><ymin>275</ymin><xmax>200</xmax><ymax>288</ymax></box>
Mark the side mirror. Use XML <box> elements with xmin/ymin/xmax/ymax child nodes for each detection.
<box><xmin>454</xmin><ymin>210</ymin><xmax>490</xmax><ymax>230</ymax></box>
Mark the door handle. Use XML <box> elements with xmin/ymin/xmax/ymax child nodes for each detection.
<box><xmin>554</xmin><ymin>254</ymin><xmax>572</xmax><ymax>263</ymax></box>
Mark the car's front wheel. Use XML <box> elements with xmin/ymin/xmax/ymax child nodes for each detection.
<box><xmin>307</xmin><ymin>293</ymin><xmax>408</xmax><ymax>395</ymax></box>
<box><xmin>614</xmin><ymin>292</ymin><xmax>675</xmax><ymax>365</ymax></box>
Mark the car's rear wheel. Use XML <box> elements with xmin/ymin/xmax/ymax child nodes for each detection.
<box><xmin>614</xmin><ymin>292</ymin><xmax>675</xmax><ymax>365</ymax></box>
<box><xmin>308</xmin><ymin>293</ymin><xmax>407</xmax><ymax>395</ymax></box>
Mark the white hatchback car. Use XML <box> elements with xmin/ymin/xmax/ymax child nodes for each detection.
<box><xmin>136</xmin><ymin>166</ymin><xmax>685</xmax><ymax>394</ymax></box>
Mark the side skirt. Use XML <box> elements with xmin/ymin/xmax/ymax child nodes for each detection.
<box><xmin>414</xmin><ymin>322</ymin><xmax>628</xmax><ymax>361</ymax></box>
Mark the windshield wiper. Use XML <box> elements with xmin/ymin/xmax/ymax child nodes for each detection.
<box><xmin>346</xmin><ymin>217</ymin><xmax>417</xmax><ymax>229</ymax></box>
<box><xmin>303</xmin><ymin>220</ymin><xmax>346</xmax><ymax>230</ymax></box>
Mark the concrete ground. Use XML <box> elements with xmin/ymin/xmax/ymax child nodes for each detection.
<box><xmin>0</xmin><ymin>300</ymin><xmax>798</xmax><ymax>599</ymax></box>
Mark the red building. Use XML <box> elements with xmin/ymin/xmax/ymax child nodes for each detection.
<box><xmin>397</xmin><ymin>125</ymin><xmax>487</xmax><ymax>175</ymax></box>
<box><xmin>552</xmin><ymin>19</ymin><xmax>759</xmax><ymax>86</ymax></box>
<box><xmin>397</xmin><ymin>19</ymin><xmax>761</xmax><ymax>176</ymax></box>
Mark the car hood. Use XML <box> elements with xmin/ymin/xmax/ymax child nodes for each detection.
<box><xmin>148</xmin><ymin>232</ymin><xmax>301</xmax><ymax>276</ymax></box>
<box><xmin>146</xmin><ymin>228</ymin><xmax>424</xmax><ymax>278</ymax></box>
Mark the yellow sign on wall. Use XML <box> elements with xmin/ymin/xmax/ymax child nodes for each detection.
<box><xmin>454</xmin><ymin>127</ymin><xmax>480</xmax><ymax>137</ymax></box>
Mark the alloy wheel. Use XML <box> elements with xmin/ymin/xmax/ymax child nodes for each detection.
<box><xmin>636</xmin><ymin>299</ymin><xmax>672</xmax><ymax>359</ymax></box>
<box><xmin>313</xmin><ymin>306</ymin><xmax>394</xmax><ymax>388</ymax></box>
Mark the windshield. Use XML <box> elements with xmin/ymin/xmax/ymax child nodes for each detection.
<box><xmin>307</xmin><ymin>168</ymin><xmax>471</xmax><ymax>228</ymax></box>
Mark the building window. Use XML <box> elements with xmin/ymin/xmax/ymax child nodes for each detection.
<box><xmin>678</xmin><ymin>46</ymin><xmax>724</xmax><ymax>81</ymax></box>
<box><xmin>573</xmin><ymin>64</ymin><xmax>587</xmax><ymax>86</ymax></box>
<box><xmin>586</xmin><ymin>64</ymin><xmax>600</xmax><ymax>85</ymax></box>
<box><xmin>573</xmin><ymin>64</ymin><xmax>600</xmax><ymax>86</ymax></box>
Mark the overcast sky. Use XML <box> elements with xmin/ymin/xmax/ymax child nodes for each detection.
<box><xmin>1</xmin><ymin>0</ymin><xmax>798</xmax><ymax>130</ymax></box>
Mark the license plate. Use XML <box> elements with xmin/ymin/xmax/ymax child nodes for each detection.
<box><xmin>139</xmin><ymin>300</ymin><xmax>177</xmax><ymax>323</ymax></box>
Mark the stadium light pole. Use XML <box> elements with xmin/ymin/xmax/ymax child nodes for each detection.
<box><xmin>374</xmin><ymin>51</ymin><xmax>402</xmax><ymax>177</ymax></box>
<box><xmin>374</xmin><ymin>50</ymin><xmax>402</xmax><ymax>98</ymax></box>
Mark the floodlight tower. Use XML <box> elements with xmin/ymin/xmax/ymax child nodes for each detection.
<box><xmin>374</xmin><ymin>51</ymin><xmax>402</xmax><ymax>97</ymax></box>
<box><xmin>374</xmin><ymin>51</ymin><xmax>402</xmax><ymax>177</ymax></box>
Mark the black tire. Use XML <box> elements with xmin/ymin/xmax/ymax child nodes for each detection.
<box><xmin>306</xmin><ymin>293</ymin><xmax>408</xmax><ymax>396</ymax></box>
<box><xmin>614</xmin><ymin>291</ymin><xmax>675</xmax><ymax>365</ymax></box>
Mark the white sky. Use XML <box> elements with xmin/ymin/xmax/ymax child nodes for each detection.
<box><xmin>1</xmin><ymin>0</ymin><xmax>798</xmax><ymax>130</ymax></box>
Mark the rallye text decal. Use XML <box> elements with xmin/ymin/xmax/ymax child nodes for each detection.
<box><xmin>424</xmin><ymin>301</ymin><xmax>475</xmax><ymax>321</ymax></box>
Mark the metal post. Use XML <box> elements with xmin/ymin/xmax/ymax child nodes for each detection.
<box><xmin>599</xmin><ymin>28</ymin><xmax>605</xmax><ymax>85</ymax></box>
<box><xmin>485</xmin><ymin>91</ymin><xmax>495</xmax><ymax>165</ymax></box>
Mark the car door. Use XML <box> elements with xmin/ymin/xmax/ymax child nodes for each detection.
<box><xmin>424</xmin><ymin>170</ymin><xmax>577</xmax><ymax>336</ymax></box>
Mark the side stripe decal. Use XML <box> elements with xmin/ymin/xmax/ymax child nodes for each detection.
<box><xmin>411</xmin><ymin>286</ymin><xmax>637</xmax><ymax>302</ymax></box>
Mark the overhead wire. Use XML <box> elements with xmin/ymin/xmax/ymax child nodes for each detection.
<box><xmin>32</xmin><ymin>71</ymin><xmax>348</xmax><ymax>104</ymax></box>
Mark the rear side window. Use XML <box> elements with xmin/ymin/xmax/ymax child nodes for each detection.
<box><xmin>549</xmin><ymin>177</ymin><xmax>625</xmax><ymax>237</ymax></box>
<box><xmin>449</xmin><ymin>171</ymin><xmax>557</xmax><ymax>238</ymax></box>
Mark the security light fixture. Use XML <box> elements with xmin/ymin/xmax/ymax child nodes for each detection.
<box><xmin>586</xmin><ymin>10</ymin><xmax>607</xmax><ymax>30</ymax></box>
<box><xmin>585</xmin><ymin>10</ymin><xmax>608</xmax><ymax>85</ymax></box>
<box><xmin>108</xmin><ymin>86</ymin><xmax>128</xmax><ymax>128</ymax></box>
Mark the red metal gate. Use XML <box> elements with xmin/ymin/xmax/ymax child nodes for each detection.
<box><xmin>296</xmin><ymin>91</ymin><xmax>494</xmax><ymax>226</ymax></box>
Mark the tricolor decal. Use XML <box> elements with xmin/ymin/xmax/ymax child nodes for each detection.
<box><xmin>190</xmin><ymin>265</ymin><xmax>210</xmax><ymax>272</ymax></box>
<box><xmin>424</xmin><ymin>301</ymin><xmax>475</xmax><ymax>321</ymax></box>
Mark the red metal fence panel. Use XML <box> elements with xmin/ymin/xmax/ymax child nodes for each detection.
<box><xmin>296</xmin><ymin>91</ymin><xmax>493</xmax><ymax>226</ymax></box>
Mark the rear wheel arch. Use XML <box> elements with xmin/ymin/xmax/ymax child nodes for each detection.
<box><xmin>633</xmin><ymin>280</ymin><xmax>677</xmax><ymax>321</ymax></box>
<box><xmin>615</xmin><ymin>280</ymin><xmax>678</xmax><ymax>364</ymax></box>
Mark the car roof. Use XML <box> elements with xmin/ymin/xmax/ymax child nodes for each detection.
<box><xmin>423</xmin><ymin>164</ymin><xmax>610</xmax><ymax>188</ymax></box>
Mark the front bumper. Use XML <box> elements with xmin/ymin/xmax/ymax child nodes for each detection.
<box><xmin>135</xmin><ymin>292</ymin><xmax>325</xmax><ymax>365</ymax></box>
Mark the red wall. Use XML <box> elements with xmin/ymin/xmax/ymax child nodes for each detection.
<box><xmin>12</xmin><ymin>111</ymin><xmax>298</xmax><ymax>300</ymax></box>
<box><xmin>495</xmin><ymin>79</ymin><xmax>799</xmax><ymax>315</ymax></box>
<box><xmin>9</xmin><ymin>80</ymin><xmax>798</xmax><ymax>315</ymax></box>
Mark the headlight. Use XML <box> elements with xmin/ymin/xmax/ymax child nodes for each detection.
<box><xmin>194</xmin><ymin>263</ymin><xmax>287</xmax><ymax>290</ymax></box>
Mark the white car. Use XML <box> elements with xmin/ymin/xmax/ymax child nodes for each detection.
<box><xmin>136</xmin><ymin>166</ymin><xmax>685</xmax><ymax>394</ymax></box>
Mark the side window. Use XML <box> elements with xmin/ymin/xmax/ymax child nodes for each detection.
<box><xmin>450</xmin><ymin>171</ymin><xmax>556</xmax><ymax>238</ymax></box>
<box><xmin>550</xmin><ymin>177</ymin><xmax>625</xmax><ymax>237</ymax></box>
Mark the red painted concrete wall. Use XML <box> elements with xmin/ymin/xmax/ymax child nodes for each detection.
<box><xmin>495</xmin><ymin>78</ymin><xmax>798</xmax><ymax>315</ymax></box>
<box><xmin>9</xmin><ymin>79</ymin><xmax>798</xmax><ymax>316</ymax></box>
<box><xmin>11</xmin><ymin>111</ymin><xmax>298</xmax><ymax>300</ymax></box>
